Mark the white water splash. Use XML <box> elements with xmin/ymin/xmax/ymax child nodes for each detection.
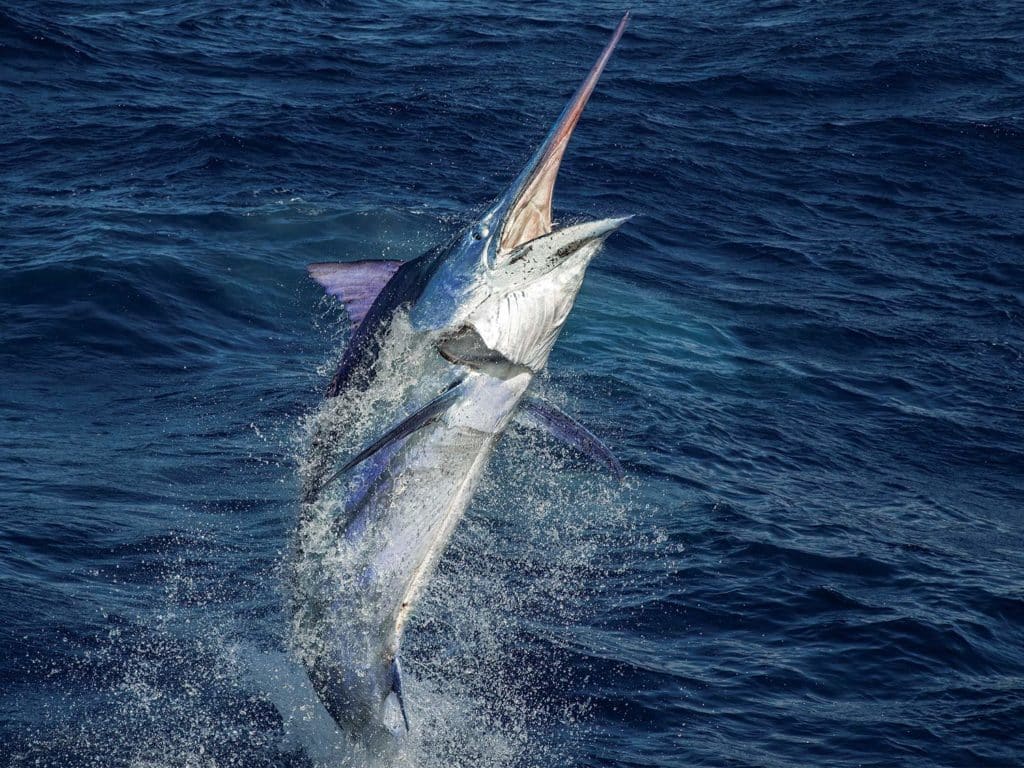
<box><xmin>282</xmin><ymin>309</ymin><xmax>642</xmax><ymax>767</ymax></box>
<box><xmin>10</xmin><ymin>297</ymin><xmax>648</xmax><ymax>768</ymax></box>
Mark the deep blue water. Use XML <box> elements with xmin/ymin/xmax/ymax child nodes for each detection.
<box><xmin>3</xmin><ymin>1</ymin><xmax>1023</xmax><ymax>766</ymax></box>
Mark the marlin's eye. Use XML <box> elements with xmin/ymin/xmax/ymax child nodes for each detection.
<box><xmin>472</xmin><ymin>224</ymin><xmax>489</xmax><ymax>241</ymax></box>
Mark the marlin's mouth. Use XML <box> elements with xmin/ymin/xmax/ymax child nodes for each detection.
<box><xmin>490</xmin><ymin>12</ymin><xmax>631</xmax><ymax>263</ymax></box>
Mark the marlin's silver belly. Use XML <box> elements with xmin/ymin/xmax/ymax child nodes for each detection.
<box><xmin>293</xmin><ymin>370</ymin><xmax>531</xmax><ymax>736</ymax></box>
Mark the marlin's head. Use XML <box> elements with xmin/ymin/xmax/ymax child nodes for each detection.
<box><xmin>411</xmin><ymin>12</ymin><xmax>632</xmax><ymax>375</ymax></box>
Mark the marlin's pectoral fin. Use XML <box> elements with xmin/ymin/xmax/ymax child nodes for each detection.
<box><xmin>319</xmin><ymin>379</ymin><xmax>465</xmax><ymax>492</ymax></box>
<box><xmin>308</xmin><ymin>260</ymin><xmax>403</xmax><ymax>328</ymax></box>
<box><xmin>517</xmin><ymin>394</ymin><xmax>625</xmax><ymax>481</ymax></box>
<box><xmin>391</xmin><ymin>657</ymin><xmax>410</xmax><ymax>732</ymax></box>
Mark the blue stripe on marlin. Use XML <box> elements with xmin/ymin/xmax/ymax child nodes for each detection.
<box><xmin>294</xmin><ymin>12</ymin><xmax>634</xmax><ymax>752</ymax></box>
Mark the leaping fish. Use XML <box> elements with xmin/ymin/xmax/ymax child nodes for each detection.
<box><xmin>292</xmin><ymin>12</ymin><xmax>633</xmax><ymax>757</ymax></box>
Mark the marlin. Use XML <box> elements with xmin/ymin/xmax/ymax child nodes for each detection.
<box><xmin>292</xmin><ymin>13</ymin><xmax>632</xmax><ymax>757</ymax></box>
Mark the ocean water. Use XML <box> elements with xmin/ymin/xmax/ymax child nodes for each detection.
<box><xmin>2</xmin><ymin>1</ymin><xmax>1023</xmax><ymax>766</ymax></box>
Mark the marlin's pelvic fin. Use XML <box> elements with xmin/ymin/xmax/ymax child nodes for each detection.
<box><xmin>308</xmin><ymin>260</ymin><xmax>403</xmax><ymax>328</ymax></box>
<box><xmin>390</xmin><ymin>657</ymin><xmax>410</xmax><ymax>732</ymax></box>
<box><xmin>517</xmin><ymin>394</ymin><xmax>625</xmax><ymax>481</ymax></box>
<box><xmin>319</xmin><ymin>380</ymin><xmax>465</xmax><ymax>492</ymax></box>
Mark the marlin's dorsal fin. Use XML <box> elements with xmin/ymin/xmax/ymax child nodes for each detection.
<box><xmin>517</xmin><ymin>394</ymin><xmax>624</xmax><ymax>481</ymax></box>
<box><xmin>318</xmin><ymin>379</ymin><xmax>465</xmax><ymax>492</ymax></box>
<box><xmin>308</xmin><ymin>260</ymin><xmax>403</xmax><ymax>328</ymax></box>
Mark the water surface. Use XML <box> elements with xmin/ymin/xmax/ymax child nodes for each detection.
<box><xmin>2</xmin><ymin>1</ymin><xmax>1023</xmax><ymax>766</ymax></box>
